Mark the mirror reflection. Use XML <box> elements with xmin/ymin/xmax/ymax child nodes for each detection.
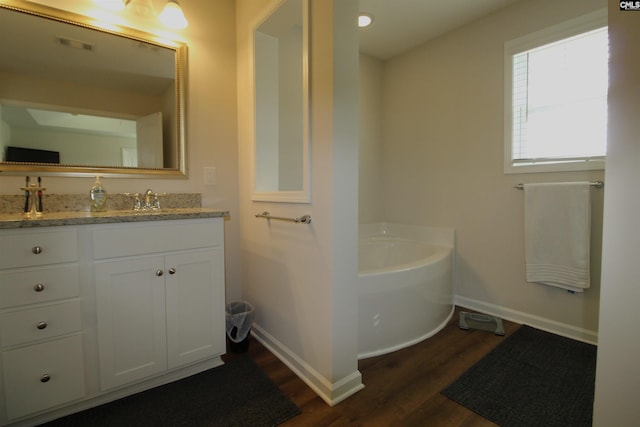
<box><xmin>253</xmin><ymin>0</ymin><xmax>309</xmax><ymax>202</ymax></box>
<box><xmin>2</xmin><ymin>105</ymin><xmax>164</xmax><ymax>168</ymax></box>
<box><xmin>0</xmin><ymin>2</ymin><xmax>186</xmax><ymax>176</ymax></box>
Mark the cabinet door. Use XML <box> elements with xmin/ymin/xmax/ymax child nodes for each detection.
<box><xmin>95</xmin><ymin>256</ymin><xmax>168</xmax><ymax>390</ymax></box>
<box><xmin>165</xmin><ymin>248</ymin><xmax>226</xmax><ymax>368</ymax></box>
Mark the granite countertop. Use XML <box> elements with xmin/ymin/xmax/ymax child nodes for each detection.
<box><xmin>0</xmin><ymin>192</ymin><xmax>228</xmax><ymax>229</ymax></box>
<box><xmin>0</xmin><ymin>208</ymin><xmax>229</xmax><ymax>229</ymax></box>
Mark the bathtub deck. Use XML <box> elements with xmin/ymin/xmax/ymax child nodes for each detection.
<box><xmin>224</xmin><ymin>306</ymin><xmax>521</xmax><ymax>426</ymax></box>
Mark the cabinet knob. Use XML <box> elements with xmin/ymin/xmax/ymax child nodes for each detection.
<box><xmin>34</xmin><ymin>283</ymin><xmax>45</xmax><ymax>292</ymax></box>
<box><xmin>37</xmin><ymin>321</ymin><xmax>47</xmax><ymax>330</ymax></box>
<box><xmin>156</xmin><ymin>269</ymin><xmax>164</xmax><ymax>276</ymax></box>
<box><xmin>32</xmin><ymin>246</ymin><xmax>43</xmax><ymax>254</ymax></box>
<box><xmin>168</xmin><ymin>268</ymin><xmax>176</xmax><ymax>275</ymax></box>
<box><xmin>40</xmin><ymin>374</ymin><xmax>51</xmax><ymax>383</ymax></box>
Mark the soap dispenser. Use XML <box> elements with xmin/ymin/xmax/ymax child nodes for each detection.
<box><xmin>90</xmin><ymin>176</ymin><xmax>107</xmax><ymax>212</ymax></box>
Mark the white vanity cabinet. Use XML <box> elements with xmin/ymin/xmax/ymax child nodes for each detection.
<box><xmin>0</xmin><ymin>214</ymin><xmax>227</xmax><ymax>426</ymax></box>
<box><xmin>93</xmin><ymin>219</ymin><xmax>226</xmax><ymax>391</ymax></box>
<box><xmin>0</xmin><ymin>228</ymin><xmax>86</xmax><ymax>421</ymax></box>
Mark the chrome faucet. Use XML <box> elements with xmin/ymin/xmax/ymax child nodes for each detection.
<box><xmin>144</xmin><ymin>189</ymin><xmax>154</xmax><ymax>210</ymax></box>
<box><xmin>124</xmin><ymin>189</ymin><xmax>163</xmax><ymax>211</ymax></box>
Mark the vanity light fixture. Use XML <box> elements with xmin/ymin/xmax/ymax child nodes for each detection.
<box><xmin>93</xmin><ymin>0</ymin><xmax>188</xmax><ymax>29</ymax></box>
<box><xmin>358</xmin><ymin>13</ymin><xmax>373</xmax><ymax>28</ymax></box>
<box><xmin>159</xmin><ymin>0</ymin><xmax>188</xmax><ymax>29</ymax></box>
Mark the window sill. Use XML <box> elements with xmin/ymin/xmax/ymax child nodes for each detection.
<box><xmin>504</xmin><ymin>159</ymin><xmax>605</xmax><ymax>174</ymax></box>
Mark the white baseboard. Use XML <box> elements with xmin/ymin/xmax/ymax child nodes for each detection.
<box><xmin>251</xmin><ymin>324</ymin><xmax>365</xmax><ymax>406</ymax></box>
<box><xmin>454</xmin><ymin>295</ymin><xmax>598</xmax><ymax>345</ymax></box>
<box><xmin>251</xmin><ymin>296</ymin><xmax>596</xmax><ymax>407</ymax></box>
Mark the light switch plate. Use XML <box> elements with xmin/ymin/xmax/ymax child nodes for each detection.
<box><xmin>204</xmin><ymin>167</ymin><xmax>216</xmax><ymax>185</ymax></box>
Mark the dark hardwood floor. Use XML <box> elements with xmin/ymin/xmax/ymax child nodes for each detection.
<box><xmin>223</xmin><ymin>307</ymin><xmax>521</xmax><ymax>426</ymax></box>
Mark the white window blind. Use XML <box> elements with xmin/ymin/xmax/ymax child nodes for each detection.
<box><xmin>505</xmin><ymin>9</ymin><xmax>608</xmax><ymax>174</ymax></box>
<box><xmin>512</xmin><ymin>27</ymin><xmax>608</xmax><ymax>164</ymax></box>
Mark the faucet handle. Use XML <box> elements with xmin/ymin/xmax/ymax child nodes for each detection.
<box><xmin>151</xmin><ymin>192</ymin><xmax>167</xmax><ymax>210</ymax></box>
<box><xmin>123</xmin><ymin>193</ymin><xmax>142</xmax><ymax>211</ymax></box>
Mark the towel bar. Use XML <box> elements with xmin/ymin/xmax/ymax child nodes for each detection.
<box><xmin>514</xmin><ymin>181</ymin><xmax>603</xmax><ymax>190</ymax></box>
<box><xmin>255</xmin><ymin>211</ymin><xmax>311</xmax><ymax>224</ymax></box>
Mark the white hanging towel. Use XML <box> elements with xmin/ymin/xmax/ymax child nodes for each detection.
<box><xmin>524</xmin><ymin>182</ymin><xmax>591</xmax><ymax>292</ymax></box>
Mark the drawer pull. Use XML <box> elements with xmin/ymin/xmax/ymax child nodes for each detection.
<box><xmin>156</xmin><ymin>269</ymin><xmax>164</xmax><ymax>277</ymax></box>
<box><xmin>168</xmin><ymin>268</ymin><xmax>176</xmax><ymax>275</ymax></box>
<box><xmin>32</xmin><ymin>246</ymin><xmax>43</xmax><ymax>255</ymax></box>
<box><xmin>34</xmin><ymin>283</ymin><xmax>45</xmax><ymax>292</ymax></box>
<box><xmin>40</xmin><ymin>374</ymin><xmax>51</xmax><ymax>383</ymax></box>
<box><xmin>37</xmin><ymin>321</ymin><xmax>48</xmax><ymax>330</ymax></box>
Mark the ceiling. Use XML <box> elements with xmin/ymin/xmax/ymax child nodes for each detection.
<box><xmin>359</xmin><ymin>0</ymin><xmax>523</xmax><ymax>60</ymax></box>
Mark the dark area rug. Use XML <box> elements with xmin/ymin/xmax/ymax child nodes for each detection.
<box><xmin>43</xmin><ymin>356</ymin><xmax>300</xmax><ymax>427</ymax></box>
<box><xmin>442</xmin><ymin>325</ymin><xmax>596</xmax><ymax>427</ymax></box>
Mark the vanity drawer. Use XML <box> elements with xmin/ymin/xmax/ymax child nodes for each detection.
<box><xmin>0</xmin><ymin>265</ymin><xmax>80</xmax><ymax>308</ymax></box>
<box><xmin>2</xmin><ymin>334</ymin><xmax>86</xmax><ymax>420</ymax></box>
<box><xmin>93</xmin><ymin>218</ymin><xmax>223</xmax><ymax>259</ymax></box>
<box><xmin>0</xmin><ymin>300</ymin><xmax>82</xmax><ymax>347</ymax></box>
<box><xmin>0</xmin><ymin>229</ymin><xmax>78</xmax><ymax>269</ymax></box>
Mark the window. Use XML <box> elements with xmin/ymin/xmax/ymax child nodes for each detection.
<box><xmin>504</xmin><ymin>10</ymin><xmax>608</xmax><ymax>173</ymax></box>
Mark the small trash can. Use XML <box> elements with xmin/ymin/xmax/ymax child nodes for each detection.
<box><xmin>225</xmin><ymin>301</ymin><xmax>255</xmax><ymax>353</ymax></box>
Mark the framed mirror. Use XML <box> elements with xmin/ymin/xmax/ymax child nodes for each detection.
<box><xmin>251</xmin><ymin>0</ymin><xmax>310</xmax><ymax>202</ymax></box>
<box><xmin>0</xmin><ymin>0</ymin><xmax>187</xmax><ymax>177</ymax></box>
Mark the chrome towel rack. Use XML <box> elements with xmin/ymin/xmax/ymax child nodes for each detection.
<box><xmin>514</xmin><ymin>180</ymin><xmax>604</xmax><ymax>190</ymax></box>
<box><xmin>255</xmin><ymin>211</ymin><xmax>312</xmax><ymax>224</ymax></box>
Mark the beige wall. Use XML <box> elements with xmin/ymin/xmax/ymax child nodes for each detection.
<box><xmin>358</xmin><ymin>54</ymin><xmax>384</xmax><ymax>224</ymax></box>
<box><xmin>362</xmin><ymin>0</ymin><xmax>606</xmax><ymax>341</ymax></box>
<box><xmin>236</xmin><ymin>0</ymin><xmax>363</xmax><ymax>405</ymax></box>
<box><xmin>0</xmin><ymin>0</ymin><xmax>242</xmax><ymax>301</ymax></box>
<box><xmin>593</xmin><ymin>2</ymin><xmax>640</xmax><ymax>424</ymax></box>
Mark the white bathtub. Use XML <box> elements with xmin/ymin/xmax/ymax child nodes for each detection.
<box><xmin>358</xmin><ymin>223</ymin><xmax>454</xmax><ymax>359</ymax></box>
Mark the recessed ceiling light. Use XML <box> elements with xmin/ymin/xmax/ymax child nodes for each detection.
<box><xmin>358</xmin><ymin>13</ymin><xmax>373</xmax><ymax>28</ymax></box>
